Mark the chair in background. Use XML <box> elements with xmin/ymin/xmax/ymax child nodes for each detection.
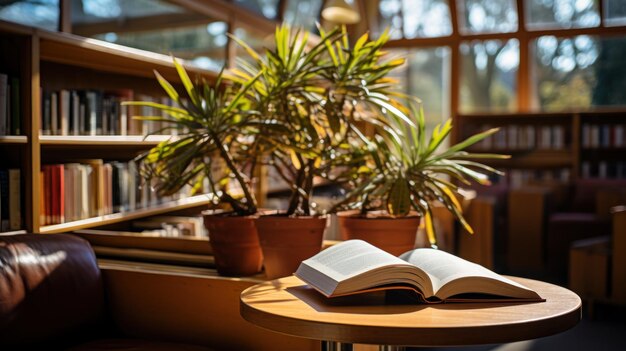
<box><xmin>508</xmin><ymin>179</ymin><xmax>626</xmax><ymax>280</ymax></box>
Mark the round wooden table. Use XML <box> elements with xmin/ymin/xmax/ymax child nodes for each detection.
<box><xmin>240</xmin><ymin>275</ymin><xmax>581</xmax><ymax>350</ymax></box>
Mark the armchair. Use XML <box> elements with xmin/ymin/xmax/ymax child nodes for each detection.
<box><xmin>0</xmin><ymin>234</ymin><xmax>213</xmax><ymax>351</ymax></box>
<box><xmin>508</xmin><ymin>179</ymin><xmax>626</xmax><ymax>281</ymax></box>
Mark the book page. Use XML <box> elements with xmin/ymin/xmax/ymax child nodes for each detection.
<box><xmin>296</xmin><ymin>240</ymin><xmax>422</xmax><ymax>296</ymax></box>
<box><xmin>304</xmin><ymin>240</ymin><xmax>409</xmax><ymax>282</ymax></box>
<box><xmin>400</xmin><ymin>248</ymin><xmax>538</xmax><ymax>299</ymax></box>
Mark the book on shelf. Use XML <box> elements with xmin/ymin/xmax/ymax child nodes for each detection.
<box><xmin>0</xmin><ymin>74</ymin><xmax>21</xmax><ymax>136</ymax></box>
<box><xmin>40</xmin><ymin>88</ymin><xmax>175</xmax><ymax>136</ymax></box>
<box><xmin>582</xmin><ymin>123</ymin><xmax>625</xmax><ymax>149</ymax></box>
<box><xmin>0</xmin><ymin>169</ymin><xmax>21</xmax><ymax>232</ymax></box>
<box><xmin>295</xmin><ymin>240</ymin><xmax>544</xmax><ymax>303</ymax></box>
<box><xmin>10</xmin><ymin>77</ymin><xmax>19</xmax><ymax>135</ymax></box>
<box><xmin>0</xmin><ymin>73</ymin><xmax>7</xmax><ymax>135</ymax></box>
<box><xmin>131</xmin><ymin>215</ymin><xmax>207</xmax><ymax>238</ymax></box>
<box><xmin>40</xmin><ymin>160</ymin><xmax>206</xmax><ymax>226</ymax></box>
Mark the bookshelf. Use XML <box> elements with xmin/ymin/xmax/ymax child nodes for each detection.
<box><xmin>454</xmin><ymin>111</ymin><xmax>626</xmax><ymax>188</ymax></box>
<box><xmin>0</xmin><ymin>20</ymin><xmax>217</xmax><ymax>235</ymax></box>
<box><xmin>40</xmin><ymin>194</ymin><xmax>211</xmax><ymax>234</ymax></box>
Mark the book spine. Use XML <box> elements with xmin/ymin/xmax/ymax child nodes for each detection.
<box><xmin>57</xmin><ymin>165</ymin><xmax>65</xmax><ymax>223</ymax></box>
<box><xmin>0</xmin><ymin>170</ymin><xmax>9</xmax><ymax>231</ymax></box>
<box><xmin>51</xmin><ymin>92</ymin><xmax>58</xmax><ymax>135</ymax></box>
<box><xmin>0</xmin><ymin>73</ymin><xmax>7</xmax><ymax>135</ymax></box>
<box><xmin>51</xmin><ymin>164</ymin><xmax>59</xmax><ymax>224</ymax></box>
<box><xmin>40</xmin><ymin>170</ymin><xmax>45</xmax><ymax>225</ymax></box>
<box><xmin>8</xmin><ymin>169</ymin><xmax>21</xmax><ymax>230</ymax></box>
<box><xmin>615</xmin><ymin>125</ymin><xmax>624</xmax><ymax>148</ymax></box>
<box><xmin>42</xmin><ymin>91</ymin><xmax>51</xmax><ymax>135</ymax></box>
<box><xmin>10</xmin><ymin>77</ymin><xmax>20</xmax><ymax>135</ymax></box>
<box><xmin>60</xmin><ymin>90</ymin><xmax>70</xmax><ymax>136</ymax></box>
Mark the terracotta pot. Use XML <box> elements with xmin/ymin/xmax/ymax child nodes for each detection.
<box><xmin>337</xmin><ymin>211</ymin><xmax>420</xmax><ymax>256</ymax></box>
<box><xmin>255</xmin><ymin>216</ymin><xmax>327</xmax><ymax>279</ymax></box>
<box><xmin>203</xmin><ymin>213</ymin><xmax>263</xmax><ymax>276</ymax></box>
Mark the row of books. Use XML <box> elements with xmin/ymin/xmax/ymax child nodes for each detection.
<box><xmin>0</xmin><ymin>74</ymin><xmax>21</xmax><ymax>136</ymax></box>
<box><xmin>0</xmin><ymin>169</ymin><xmax>22</xmax><ymax>232</ymax></box>
<box><xmin>130</xmin><ymin>215</ymin><xmax>208</xmax><ymax>238</ymax></box>
<box><xmin>581</xmin><ymin>161</ymin><xmax>626</xmax><ymax>179</ymax></box>
<box><xmin>40</xmin><ymin>89</ymin><xmax>179</xmax><ymax>136</ymax></box>
<box><xmin>505</xmin><ymin>168</ymin><xmax>572</xmax><ymax>188</ymax></box>
<box><xmin>474</xmin><ymin>125</ymin><xmax>567</xmax><ymax>151</ymax></box>
<box><xmin>40</xmin><ymin>160</ymin><xmax>201</xmax><ymax>226</ymax></box>
<box><xmin>581</xmin><ymin>123</ymin><xmax>625</xmax><ymax>149</ymax></box>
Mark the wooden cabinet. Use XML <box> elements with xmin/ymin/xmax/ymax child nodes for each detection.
<box><xmin>0</xmin><ymin>20</ymin><xmax>217</xmax><ymax>235</ymax></box>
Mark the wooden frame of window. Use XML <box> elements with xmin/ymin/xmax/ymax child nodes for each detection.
<box><xmin>363</xmin><ymin>0</ymin><xmax>626</xmax><ymax>115</ymax></box>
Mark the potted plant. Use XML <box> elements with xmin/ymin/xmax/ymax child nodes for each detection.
<box><xmin>227</xmin><ymin>25</ymin><xmax>407</xmax><ymax>278</ymax></box>
<box><xmin>125</xmin><ymin>59</ymin><xmax>265</xmax><ymax>276</ymax></box>
<box><xmin>332</xmin><ymin>99</ymin><xmax>508</xmax><ymax>254</ymax></box>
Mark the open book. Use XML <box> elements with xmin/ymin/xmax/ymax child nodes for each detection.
<box><xmin>295</xmin><ymin>240</ymin><xmax>543</xmax><ymax>303</ymax></box>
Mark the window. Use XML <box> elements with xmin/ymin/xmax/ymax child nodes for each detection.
<box><xmin>458</xmin><ymin>0</ymin><xmax>518</xmax><ymax>34</ymax></box>
<box><xmin>605</xmin><ymin>0</ymin><xmax>626</xmax><ymax>26</ymax></box>
<box><xmin>533</xmin><ymin>35</ymin><xmax>626</xmax><ymax>110</ymax></box>
<box><xmin>387</xmin><ymin>47</ymin><xmax>451</xmax><ymax>129</ymax></box>
<box><xmin>368</xmin><ymin>0</ymin><xmax>626</xmax><ymax>113</ymax></box>
<box><xmin>283</xmin><ymin>0</ymin><xmax>323</xmax><ymax>32</ymax></box>
<box><xmin>71</xmin><ymin>0</ymin><xmax>227</xmax><ymax>70</ymax></box>
<box><xmin>0</xmin><ymin>0</ymin><xmax>59</xmax><ymax>31</ymax></box>
<box><xmin>233</xmin><ymin>0</ymin><xmax>280</xmax><ymax>20</ymax></box>
<box><xmin>375</xmin><ymin>0</ymin><xmax>453</xmax><ymax>39</ymax></box>
<box><xmin>460</xmin><ymin>39</ymin><xmax>519</xmax><ymax>112</ymax></box>
<box><xmin>526</xmin><ymin>0</ymin><xmax>600</xmax><ymax>30</ymax></box>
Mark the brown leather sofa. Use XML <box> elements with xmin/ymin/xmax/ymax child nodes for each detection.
<box><xmin>0</xmin><ymin>234</ymin><xmax>213</xmax><ymax>351</ymax></box>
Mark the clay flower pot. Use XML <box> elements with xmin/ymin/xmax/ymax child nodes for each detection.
<box><xmin>255</xmin><ymin>216</ymin><xmax>327</xmax><ymax>279</ymax></box>
<box><xmin>337</xmin><ymin>210</ymin><xmax>420</xmax><ymax>256</ymax></box>
<box><xmin>203</xmin><ymin>212</ymin><xmax>263</xmax><ymax>276</ymax></box>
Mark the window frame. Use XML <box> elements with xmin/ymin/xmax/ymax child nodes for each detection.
<box><xmin>365</xmin><ymin>0</ymin><xmax>626</xmax><ymax>114</ymax></box>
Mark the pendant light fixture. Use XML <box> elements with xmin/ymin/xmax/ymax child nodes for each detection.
<box><xmin>321</xmin><ymin>0</ymin><xmax>361</xmax><ymax>25</ymax></box>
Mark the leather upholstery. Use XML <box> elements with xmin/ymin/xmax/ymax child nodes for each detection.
<box><xmin>0</xmin><ymin>234</ymin><xmax>106</xmax><ymax>349</ymax></box>
<box><xmin>0</xmin><ymin>234</ymin><xmax>215</xmax><ymax>351</ymax></box>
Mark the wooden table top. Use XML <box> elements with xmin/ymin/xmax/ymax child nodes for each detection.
<box><xmin>240</xmin><ymin>275</ymin><xmax>581</xmax><ymax>346</ymax></box>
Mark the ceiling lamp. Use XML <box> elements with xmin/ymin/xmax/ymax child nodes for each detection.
<box><xmin>321</xmin><ymin>0</ymin><xmax>361</xmax><ymax>25</ymax></box>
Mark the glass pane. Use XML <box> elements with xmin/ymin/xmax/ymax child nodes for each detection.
<box><xmin>375</xmin><ymin>0</ymin><xmax>452</xmax><ymax>39</ymax></box>
<box><xmin>234</xmin><ymin>0</ymin><xmax>279</xmax><ymax>19</ymax></box>
<box><xmin>233</xmin><ymin>25</ymin><xmax>268</xmax><ymax>65</ymax></box>
<box><xmin>605</xmin><ymin>0</ymin><xmax>626</xmax><ymax>26</ymax></box>
<box><xmin>283</xmin><ymin>0</ymin><xmax>323</xmax><ymax>32</ymax></box>
<box><xmin>387</xmin><ymin>47</ymin><xmax>451</xmax><ymax>132</ymax></box>
<box><xmin>460</xmin><ymin>39</ymin><xmax>519</xmax><ymax>113</ymax></box>
<box><xmin>526</xmin><ymin>0</ymin><xmax>600</xmax><ymax>30</ymax></box>
<box><xmin>71</xmin><ymin>0</ymin><xmax>226</xmax><ymax>71</ymax></box>
<box><xmin>458</xmin><ymin>0</ymin><xmax>518</xmax><ymax>34</ymax></box>
<box><xmin>533</xmin><ymin>35</ymin><xmax>626</xmax><ymax>110</ymax></box>
<box><xmin>0</xmin><ymin>0</ymin><xmax>59</xmax><ymax>31</ymax></box>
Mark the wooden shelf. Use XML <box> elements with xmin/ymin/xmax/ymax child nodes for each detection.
<box><xmin>0</xmin><ymin>229</ymin><xmax>27</xmax><ymax>236</ymax></box>
<box><xmin>40</xmin><ymin>135</ymin><xmax>173</xmax><ymax>146</ymax></box>
<box><xmin>0</xmin><ymin>135</ymin><xmax>28</xmax><ymax>144</ymax></box>
<box><xmin>37</xmin><ymin>30</ymin><xmax>217</xmax><ymax>83</ymax></box>
<box><xmin>40</xmin><ymin>195</ymin><xmax>211</xmax><ymax>234</ymax></box>
<box><xmin>473</xmin><ymin>150</ymin><xmax>574</xmax><ymax>168</ymax></box>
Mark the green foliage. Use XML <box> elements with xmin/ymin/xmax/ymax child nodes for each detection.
<box><xmin>228</xmin><ymin>25</ymin><xmax>411</xmax><ymax>216</ymax></box>
<box><xmin>333</xmin><ymin>99</ymin><xmax>509</xmax><ymax>246</ymax></box>
<box><xmin>124</xmin><ymin>59</ymin><xmax>262</xmax><ymax>216</ymax></box>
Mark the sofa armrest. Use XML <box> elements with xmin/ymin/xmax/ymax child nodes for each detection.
<box><xmin>99</xmin><ymin>263</ymin><xmax>319</xmax><ymax>351</ymax></box>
